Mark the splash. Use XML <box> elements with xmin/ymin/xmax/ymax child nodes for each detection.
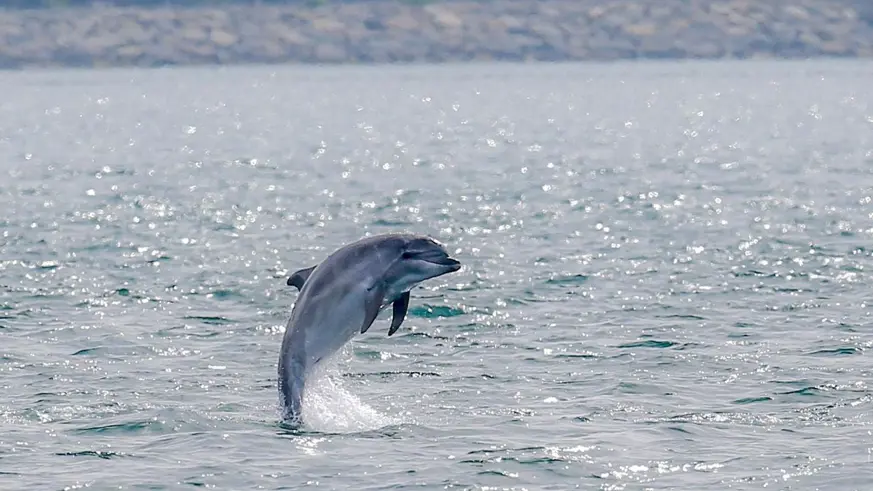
<box><xmin>298</xmin><ymin>355</ymin><xmax>402</xmax><ymax>434</ymax></box>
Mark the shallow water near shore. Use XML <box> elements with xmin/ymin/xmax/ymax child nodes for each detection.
<box><xmin>2</xmin><ymin>60</ymin><xmax>873</xmax><ymax>490</ymax></box>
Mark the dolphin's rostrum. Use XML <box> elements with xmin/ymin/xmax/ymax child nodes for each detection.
<box><xmin>278</xmin><ymin>233</ymin><xmax>462</xmax><ymax>425</ymax></box>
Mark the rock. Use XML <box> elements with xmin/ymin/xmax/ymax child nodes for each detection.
<box><xmin>496</xmin><ymin>15</ymin><xmax>524</xmax><ymax>32</ymax></box>
<box><xmin>0</xmin><ymin>0</ymin><xmax>872</xmax><ymax>69</ymax></box>
<box><xmin>639</xmin><ymin>35</ymin><xmax>684</xmax><ymax>58</ymax></box>
<box><xmin>386</xmin><ymin>13</ymin><xmax>419</xmax><ymax>31</ymax></box>
<box><xmin>648</xmin><ymin>4</ymin><xmax>675</xmax><ymax>20</ymax></box>
<box><xmin>529</xmin><ymin>20</ymin><xmax>565</xmax><ymax>47</ymax></box>
<box><xmin>275</xmin><ymin>27</ymin><xmax>309</xmax><ymax>46</ymax></box>
<box><xmin>118</xmin><ymin>19</ymin><xmax>151</xmax><ymax>43</ymax></box>
<box><xmin>116</xmin><ymin>44</ymin><xmax>143</xmax><ymax>58</ymax></box>
<box><xmin>0</xmin><ymin>21</ymin><xmax>25</xmax><ymax>38</ymax></box>
<box><xmin>311</xmin><ymin>17</ymin><xmax>345</xmax><ymax>33</ymax></box>
<box><xmin>314</xmin><ymin>43</ymin><xmax>346</xmax><ymax>63</ymax></box>
<box><xmin>624</xmin><ymin>22</ymin><xmax>658</xmax><ymax>37</ymax></box>
<box><xmin>588</xmin><ymin>6</ymin><xmax>607</xmax><ymax>19</ymax></box>
<box><xmin>182</xmin><ymin>27</ymin><xmax>207</xmax><ymax>42</ymax></box>
<box><xmin>424</xmin><ymin>5</ymin><xmax>463</xmax><ymax>29</ymax></box>
<box><xmin>784</xmin><ymin>5</ymin><xmax>811</xmax><ymax>21</ymax></box>
<box><xmin>726</xmin><ymin>25</ymin><xmax>751</xmax><ymax>37</ymax></box>
<box><xmin>210</xmin><ymin>30</ymin><xmax>237</xmax><ymax>48</ymax></box>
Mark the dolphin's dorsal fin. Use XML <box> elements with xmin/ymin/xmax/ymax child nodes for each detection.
<box><xmin>286</xmin><ymin>265</ymin><xmax>317</xmax><ymax>290</ymax></box>
<box><xmin>388</xmin><ymin>291</ymin><xmax>410</xmax><ymax>336</ymax></box>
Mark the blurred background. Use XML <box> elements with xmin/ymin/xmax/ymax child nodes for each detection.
<box><xmin>2</xmin><ymin>0</ymin><xmax>873</xmax><ymax>68</ymax></box>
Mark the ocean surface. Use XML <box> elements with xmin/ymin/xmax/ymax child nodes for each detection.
<box><xmin>1</xmin><ymin>60</ymin><xmax>872</xmax><ymax>490</ymax></box>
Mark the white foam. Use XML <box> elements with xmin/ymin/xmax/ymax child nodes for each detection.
<box><xmin>299</xmin><ymin>354</ymin><xmax>402</xmax><ymax>434</ymax></box>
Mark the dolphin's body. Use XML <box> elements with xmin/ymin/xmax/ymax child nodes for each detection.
<box><xmin>278</xmin><ymin>233</ymin><xmax>462</xmax><ymax>424</ymax></box>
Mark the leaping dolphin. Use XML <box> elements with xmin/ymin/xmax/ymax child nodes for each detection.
<box><xmin>278</xmin><ymin>233</ymin><xmax>462</xmax><ymax>425</ymax></box>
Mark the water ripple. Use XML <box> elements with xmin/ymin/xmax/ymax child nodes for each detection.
<box><xmin>2</xmin><ymin>61</ymin><xmax>873</xmax><ymax>490</ymax></box>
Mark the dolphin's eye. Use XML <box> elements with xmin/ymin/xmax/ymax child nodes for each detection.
<box><xmin>401</xmin><ymin>251</ymin><xmax>413</xmax><ymax>259</ymax></box>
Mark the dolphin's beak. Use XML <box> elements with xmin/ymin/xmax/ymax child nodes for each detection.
<box><xmin>438</xmin><ymin>256</ymin><xmax>462</xmax><ymax>272</ymax></box>
<box><xmin>412</xmin><ymin>250</ymin><xmax>462</xmax><ymax>271</ymax></box>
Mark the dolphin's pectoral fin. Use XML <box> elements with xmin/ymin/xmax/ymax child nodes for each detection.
<box><xmin>388</xmin><ymin>291</ymin><xmax>410</xmax><ymax>336</ymax></box>
<box><xmin>286</xmin><ymin>265</ymin><xmax>317</xmax><ymax>290</ymax></box>
<box><xmin>360</xmin><ymin>284</ymin><xmax>386</xmax><ymax>334</ymax></box>
<box><xmin>360</xmin><ymin>299</ymin><xmax>381</xmax><ymax>334</ymax></box>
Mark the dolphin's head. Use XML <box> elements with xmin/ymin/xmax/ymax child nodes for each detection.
<box><xmin>401</xmin><ymin>236</ymin><xmax>462</xmax><ymax>274</ymax></box>
<box><xmin>383</xmin><ymin>235</ymin><xmax>461</xmax><ymax>294</ymax></box>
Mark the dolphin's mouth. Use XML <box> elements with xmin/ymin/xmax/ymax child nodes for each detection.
<box><xmin>433</xmin><ymin>256</ymin><xmax>462</xmax><ymax>271</ymax></box>
<box><xmin>411</xmin><ymin>250</ymin><xmax>462</xmax><ymax>271</ymax></box>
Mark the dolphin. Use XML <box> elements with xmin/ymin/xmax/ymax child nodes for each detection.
<box><xmin>277</xmin><ymin>233</ymin><xmax>462</xmax><ymax>425</ymax></box>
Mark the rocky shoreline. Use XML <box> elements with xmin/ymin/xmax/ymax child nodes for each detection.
<box><xmin>1</xmin><ymin>0</ymin><xmax>873</xmax><ymax>68</ymax></box>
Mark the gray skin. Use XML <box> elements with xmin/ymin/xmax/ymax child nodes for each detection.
<box><xmin>278</xmin><ymin>233</ymin><xmax>462</xmax><ymax>425</ymax></box>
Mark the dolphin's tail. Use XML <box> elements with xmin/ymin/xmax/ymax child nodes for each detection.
<box><xmin>278</xmin><ymin>355</ymin><xmax>306</xmax><ymax>425</ymax></box>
